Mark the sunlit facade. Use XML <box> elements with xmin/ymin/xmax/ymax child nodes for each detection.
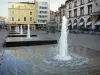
<box><xmin>8</xmin><ymin>2</ymin><xmax>36</xmax><ymax>31</ymax></box>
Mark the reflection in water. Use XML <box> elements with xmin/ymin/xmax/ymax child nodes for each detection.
<box><xmin>0</xmin><ymin>45</ymin><xmax>100</xmax><ymax>75</ymax></box>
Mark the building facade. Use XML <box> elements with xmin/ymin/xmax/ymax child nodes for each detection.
<box><xmin>55</xmin><ymin>4</ymin><xmax>66</xmax><ymax>31</ymax></box>
<box><xmin>65</xmin><ymin>0</ymin><xmax>100</xmax><ymax>31</ymax></box>
<box><xmin>50</xmin><ymin>10</ymin><xmax>55</xmax><ymax>21</ymax></box>
<box><xmin>92</xmin><ymin>0</ymin><xmax>100</xmax><ymax>30</ymax></box>
<box><xmin>8</xmin><ymin>2</ymin><xmax>36</xmax><ymax>31</ymax></box>
<box><xmin>36</xmin><ymin>1</ymin><xmax>50</xmax><ymax>29</ymax></box>
<box><xmin>55</xmin><ymin>11</ymin><xmax>60</xmax><ymax>30</ymax></box>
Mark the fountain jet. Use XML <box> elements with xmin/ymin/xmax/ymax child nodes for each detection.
<box><xmin>55</xmin><ymin>16</ymin><xmax>71</xmax><ymax>61</ymax></box>
<box><xmin>20</xmin><ymin>25</ymin><xmax>23</xmax><ymax>34</ymax></box>
<box><xmin>17</xmin><ymin>26</ymin><xmax>19</xmax><ymax>33</ymax></box>
<box><xmin>27</xmin><ymin>24</ymin><xmax>31</xmax><ymax>38</ymax></box>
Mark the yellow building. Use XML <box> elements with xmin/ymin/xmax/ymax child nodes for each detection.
<box><xmin>8</xmin><ymin>2</ymin><xmax>36</xmax><ymax>31</ymax></box>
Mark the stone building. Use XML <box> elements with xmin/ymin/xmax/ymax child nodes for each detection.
<box><xmin>65</xmin><ymin>0</ymin><xmax>100</xmax><ymax>30</ymax></box>
<box><xmin>55</xmin><ymin>11</ymin><xmax>60</xmax><ymax>30</ymax></box>
<box><xmin>55</xmin><ymin>4</ymin><xmax>66</xmax><ymax>31</ymax></box>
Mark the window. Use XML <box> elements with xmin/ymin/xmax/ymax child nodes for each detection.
<box><xmin>30</xmin><ymin>6</ymin><xmax>32</xmax><ymax>9</ymax></box>
<box><xmin>30</xmin><ymin>17</ymin><xmax>32</xmax><ymax>21</ymax></box>
<box><xmin>80</xmin><ymin>7</ymin><xmax>84</xmax><ymax>16</ymax></box>
<box><xmin>18</xmin><ymin>5</ymin><xmax>20</xmax><ymax>9</ymax></box>
<box><xmin>40</xmin><ymin>11</ymin><xmax>41</xmax><ymax>13</ymax></box>
<box><xmin>88</xmin><ymin>0</ymin><xmax>92</xmax><ymax>3</ymax></box>
<box><xmin>74</xmin><ymin>1</ymin><xmax>77</xmax><ymax>7</ymax></box>
<box><xmin>24</xmin><ymin>11</ymin><xmax>26</xmax><ymax>16</ymax></box>
<box><xmin>45</xmin><ymin>7</ymin><xmax>47</xmax><ymax>9</ymax></box>
<box><xmin>45</xmin><ymin>16</ymin><xmax>47</xmax><ymax>18</ymax></box>
<box><xmin>12</xmin><ymin>17</ymin><xmax>14</xmax><ymax>21</ymax></box>
<box><xmin>69</xmin><ymin>3</ymin><xmax>72</xmax><ymax>9</ymax></box>
<box><xmin>42</xmin><ymin>7</ymin><xmax>44</xmax><ymax>9</ymax></box>
<box><xmin>30</xmin><ymin>12</ymin><xmax>32</xmax><ymax>15</ymax></box>
<box><xmin>88</xmin><ymin>5</ymin><xmax>92</xmax><ymax>14</ymax></box>
<box><xmin>39</xmin><ymin>11</ymin><xmax>47</xmax><ymax>13</ymax></box>
<box><xmin>18</xmin><ymin>18</ymin><xmax>20</xmax><ymax>21</ymax></box>
<box><xmin>74</xmin><ymin>9</ymin><xmax>77</xmax><ymax>17</ymax></box>
<box><xmin>80</xmin><ymin>0</ymin><xmax>84</xmax><ymax>5</ymax></box>
<box><xmin>12</xmin><ymin>5</ymin><xmax>14</xmax><ymax>8</ymax></box>
<box><xmin>24</xmin><ymin>5</ymin><xmax>26</xmax><ymax>9</ymax></box>
<box><xmin>45</xmin><ymin>11</ymin><xmax>47</xmax><ymax>13</ymax></box>
<box><xmin>69</xmin><ymin>11</ymin><xmax>72</xmax><ymax>18</ymax></box>
<box><xmin>24</xmin><ymin>17</ymin><xmax>26</xmax><ymax>21</ymax></box>
<box><xmin>12</xmin><ymin>10</ymin><xmax>14</xmax><ymax>14</ymax></box>
<box><xmin>39</xmin><ymin>7</ymin><xmax>42</xmax><ymax>9</ymax></box>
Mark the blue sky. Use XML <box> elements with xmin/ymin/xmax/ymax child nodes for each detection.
<box><xmin>0</xmin><ymin>0</ymin><xmax>66</xmax><ymax>18</ymax></box>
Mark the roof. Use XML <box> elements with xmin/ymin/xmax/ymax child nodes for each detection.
<box><xmin>50</xmin><ymin>10</ymin><xmax>55</xmax><ymax>14</ymax></box>
<box><xmin>65</xmin><ymin>0</ymin><xmax>74</xmax><ymax>4</ymax></box>
<box><xmin>58</xmin><ymin>4</ymin><xmax>66</xmax><ymax>9</ymax></box>
<box><xmin>0</xmin><ymin>16</ymin><xmax>6</xmax><ymax>20</ymax></box>
<box><xmin>8</xmin><ymin>2</ymin><xmax>35</xmax><ymax>4</ymax></box>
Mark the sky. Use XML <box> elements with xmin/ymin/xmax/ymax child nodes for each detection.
<box><xmin>0</xmin><ymin>0</ymin><xmax>66</xmax><ymax>18</ymax></box>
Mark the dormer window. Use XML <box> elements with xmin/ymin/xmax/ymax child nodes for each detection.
<box><xmin>80</xmin><ymin>0</ymin><xmax>84</xmax><ymax>5</ymax></box>
<box><xmin>74</xmin><ymin>1</ymin><xmax>77</xmax><ymax>7</ymax></box>
<box><xmin>88</xmin><ymin>0</ymin><xmax>93</xmax><ymax>3</ymax></box>
<box><xmin>69</xmin><ymin>3</ymin><xmax>72</xmax><ymax>9</ymax></box>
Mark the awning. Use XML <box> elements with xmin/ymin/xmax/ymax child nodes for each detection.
<box><xmin>68</xmin><ymin>23</ymin><xmax>71</xmax><ymax>26</ymax></box>
<box><xmin>73</xmin><ymin>23</ymin><xmax>77</xmax><ymax>26</ymax></box>
<box><xmin>79</xmin><ymin>22</ymin><xmax>84</xmax><ymax>26</ymax></box>
<box><xmin>86</xmin><ymin>22</ymin><xmax>92</xmax><ymax>26</ymax></box>
<box><xmin>95</xmin><ymin>21</ymin><xmax>100</xmax><ymax>25</ymax></box>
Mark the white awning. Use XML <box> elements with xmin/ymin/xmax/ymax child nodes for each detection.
<box><xmin>73</xmin><ymin>23</ymin><xmax>77</xmax><ymax>26</ymax></box>
<box><xmin>79</xmin><ymin>22</ymin><xmax>84</xmax><ymax>26</ymax></box>
<box><xmin>68</xmin><ymin>23</ymin><xmax>71</xmax><ymax>26</ymax></box>
<box><xmin>86</xmin><ymin>22</ymin><xmax>92</xmax><ymax>26</ymax></box>
<box><xmin>95</xmin><ymin>21</ymin><xmax>100</xmax><ymax>25</ymax></box>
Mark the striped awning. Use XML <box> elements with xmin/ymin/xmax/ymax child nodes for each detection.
<box><xmin>95</xmin><ymin>21</ymin><xmax>100</xmax><ymax>25</ymax></box>
<box><xmin>68</xmin><ymin>23</ymin><xmax>71</xmax><ymax>26</ymax></box>
<box><xmin>73</xmin><ymin>23</ymin><xmax>77</xmax><ymax>26</ymax></box>
<box><xmin>86</xmin><ymin>22</ymin><xmax>92</xmax><ymax>26</ymax></box>
<box><xmin>79</xmin><ymin>22</ymin><xmax>84</xmax><ymax>26</ymax></box>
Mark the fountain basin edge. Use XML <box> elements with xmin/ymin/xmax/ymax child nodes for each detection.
<box><xmin>8</xmin><ymin>34</ymin><xmax>37</xmax><ymax>37</ymax></box>
<box><xmin>5</xmin><ymin>40</ymin><xmax>57</xmax><ymax>47</ymax></box>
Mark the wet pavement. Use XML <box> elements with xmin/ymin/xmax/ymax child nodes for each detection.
<box><xmin>0</xmin><ymin>45</ymin><xmax>100</xmax><ymax>75</ymax></box>
<box><xmin>0</xmin><ymin>30</ymin><xmax>100</xmax><ymax>75</ymax></box>
<box><xmin>0</xmin><ymin>29</ymin><xmax>8</xmax><ymax>68</ymax></box>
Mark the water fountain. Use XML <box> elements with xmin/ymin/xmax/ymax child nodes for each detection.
<box><xmin>27</xmin><ymin>24</ymin><xmax>31</xmax><ymax>38</ymax></box>
<box><xmin>55</xmin><ymin>16</ymin><xmax>71</xmax><ymax>61</ymax></box>
<box><xmin>17</xmin><ymin>26</ymin><xmax>19</xmax><ymax>33</ymax></box>
<box><xmin>20</xmin><ymin>25</ymin><xmax>23</xmax><ymax>34</ymax></box>
<box><xmin>15</xmin><ymin>27</ymin><xmax>17</xmax><ymax>32</ymax></box>
<box><xmin>4</xmin><ymin>16</ymin><xmax>90</xmax><ymax>75</ymax></box>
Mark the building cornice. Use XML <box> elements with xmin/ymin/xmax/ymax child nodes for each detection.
<box><xmin>8</xmin><ymin>2</ymin><xmax>35</xmax><ymax>4</ymax></box>
<box><xmin>65</xmin><ymin>0</ymin><xmax>74</xmax><ymax>4</ymax></box>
